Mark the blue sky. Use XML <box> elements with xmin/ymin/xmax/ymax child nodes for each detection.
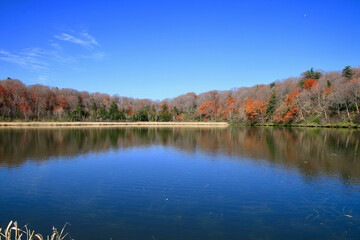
<box><xmin>0</xmin><ymin>0</ymin><xmax>359</xmax><ymax>100</ymax></box>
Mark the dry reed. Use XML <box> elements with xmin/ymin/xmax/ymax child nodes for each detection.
<box><xmin>0</xmin><ymin>221</ymin><xmax>71</xmax><ymax>240</ymax></box>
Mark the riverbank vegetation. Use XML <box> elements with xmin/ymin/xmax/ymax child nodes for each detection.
<box><xmin>0</xmin><ymin>121</ymin><xmax>228</xmax><ymax>127</ymax></box>
<box><xmin>0</xmin><ymin>66</ymin><xmax>359</xmax><ymax>126</ymax></box>
<box><xmin>0</xmin><ymin>221</ymin><xmax>69</xmax><ymax>240</ymax></box>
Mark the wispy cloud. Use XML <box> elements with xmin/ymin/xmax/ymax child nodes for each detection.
<box><xmin>38</xmin><ymin>75</ymin><xmax>49</xmax><ymax>84</ymax></box>
<box><xmin>50</xmin><ymin>42</ymin><xmax>62</xmax><ymax>50</ymax></box>
<box><xmin>54</xmin><ymin>31</ymin><xmax>99</xmax><ymax>48</ymax></box>
<box><xmin>81</xmin><ymin>51</ymin><xmax>105</xmax><ymax>61</ymax></box>
<box><xmin>0</xmin><ymin>49</ymin><xmax>49</xmax><ymax>71</ymax></box>
<box><xmin>0</xmin><ymin>30</ymin><xmax>104</xmax><ymax>82</ymax></box>
<box><xmin>0</xmin><ymin>47</ymin><xmax>78</xmax><ymax>72</ymax></box>
<box><xmin>53</xmin><ymin>31</ymin><xmax>104</xmax><ymax>61</ymax></box>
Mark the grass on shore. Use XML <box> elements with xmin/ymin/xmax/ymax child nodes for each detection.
<box><xmin>230</xmin><ymin>122</ymin><xmax>360</xmax><ymax>128</ymax></box>
<box><xmin>0</xmin><ymin>121</ymin><xmax>229</xmax><ymax>128</ymax></box>
<box><xmin>0</xmin><ymin>221</ymin><xmax>71</xmax><ymax>240</ymax></box>
<box><xmin>0</xmin><ymin>120</ymin><xmax>359</xmax><ymax>129</ymax></box>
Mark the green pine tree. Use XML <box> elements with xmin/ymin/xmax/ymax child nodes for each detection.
<box><xmin>71</xmin><ymin>101</ymin><xmax>85</xmax><ymax>121</ymax></box>
<box><xmin>342</xmin><ymin>66</ymin><xmax>354</xmax><ymax>80</ymax></box>
<box><xmin>266</xmin><ymin>91</ymin><xmax>277</xmax><ymax>117</ymax></box>
<box><xmin>108</xmin><ymin>101</ymin><xmax>120</xmax><ymax>120</ymax></box>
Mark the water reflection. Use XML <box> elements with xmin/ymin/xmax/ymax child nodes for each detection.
<box><xmin>0</xmin><ymin>127</ymin><xmax>359</xmax><ymax>180</ymax></box>
<box><xmin>1</xmin><ymin>127</ymin><xmax>360</xmax><ymax>239</ymax></box>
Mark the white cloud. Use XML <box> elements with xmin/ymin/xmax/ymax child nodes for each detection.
<box><xmin>81</xmin><ymin>51</ymin><xmax>105</xmax><ymax>61</ymax></box>
<box><xmin>0</xmin><ymin>49</ymin><xmax>49</xmax><ymax>71</ymax></box>
<box><xmin>38</xmin><ymin>75</ymin><xmax>49</xmax><ymax>84</ymax></box>
<box><xmin>0</xmin><ymin>30</ymin><xmax>104</xmax><ymax>82</ymax></box>
<box><xmin>50</xmin><ymin>42</ymin><xmax>62</xmax><ymax>50</ymax></box>
<box><xmin>53</xmin><ymin>31</ymin><xmax>105</xmax><ymax>61</ymax></box>
<box><xmin>54</xmin><ymin>31</ymin><xmax>99</xmax><ymax>48</ymax></box>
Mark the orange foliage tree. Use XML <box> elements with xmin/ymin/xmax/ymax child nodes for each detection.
<box><xmin>199</xmin><ymin>100</ymin><xmax>218</xmax><ymax>120</ymax></box>
<box><xmin>126</xmin><ymin>106</ymin><xmax>135</xmax><ymax>115</ymax></box>
<box><xmin>303</xmin><ymin>78</ymin><xmax>318</xmax><ymax>90</ymax></box>
<box><xmin>244</xmin><ymin>99</ymin><xmax>267</xmax><ymax>123</ymax></box>
<box><xmin>176</xmin><ymin>113</ymin><xmax>185</xmax><ymax>121</ymax></box>
<box><xmin>275</xmin><ymin>92</ymin><xmax>300</xmax><ymax>123</ymax></box>
<box><xmin>224</xmin><ymin>97</ymin><xmax>236</xmax><ymax>119</ymax></box>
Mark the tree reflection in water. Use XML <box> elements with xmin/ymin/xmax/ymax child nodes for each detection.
<box><xmin>0</xmin><ymin>127</ymin><xmax>359</xmax><ymax>182</ymax></box>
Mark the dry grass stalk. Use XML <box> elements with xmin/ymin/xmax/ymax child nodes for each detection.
<box><xmin>0</xmin><ymin>221</ymin><xmax>71</xmax><ymax>240</ymax></box>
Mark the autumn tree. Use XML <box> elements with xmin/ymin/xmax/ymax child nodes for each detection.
<box><xmin>303</xmin><ymin>78</ymin><xmax>318</xmax><ymax>89</ymax></box>
<box><xmin>224</xmin><ymin>97</ymin><xmax>236</xmax><ymax>119</ymax></box>
<box><xmin>0</xmin><ymin>66</ymin><xmax>358</xmax><ymax>124</ymax></box>
<box><xmin>244</xmin><ymin>99</ymin><xmax>267</xmax><ymax>124</ymax></box>
<box><xmin>28</xmin><ymin>84</ymin><xmax>54</xmax><ymax>119</ymax></box>
<box><xmin>299</xmin><ymin>68</ymin><xmax>323</xmax><ymax>88</ymax></box>
<box><xmin>148</xmin><ymin>105</ymin><xmax>157</xmax><ymax>121</ymax></box>
<box><xmin>171</xmin><ymin>106</ymin><xmax>180</xmax><ymax>121</ymax></box>
<box><xmin>0</xmin><ymin>84</ymin><xmax>9</xmax><ymax>118</ymax></box>
<box><xmin>346</xmin><ymin>79</ymin><xmax>360</xmax><ymax>114</ymax></box>
<box><xmin>275</xmin><ymin>92</ymin><xmax>300</xmax><ymax>123</ymax></box>
<box><xmin>310</xmin><ymin>78</ymin><xmax>332</xmax><ymax>121</ymax></box>
<box><xmin>159</xmin><ymin>103</ymin><xmax>172</xmax><ymax>122</ymax></box>
<box><xmin>199</xmin><ymin>100</ymin><xmax>218</xmax><ymax>120</ymax></box>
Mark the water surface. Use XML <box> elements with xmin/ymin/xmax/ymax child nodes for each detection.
<box><xmin>0</xmin><ymin>127</ymin><xmax>359</xmax><ymax>239</ymax></box>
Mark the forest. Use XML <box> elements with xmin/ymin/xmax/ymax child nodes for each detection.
<box><xmin>0</xmin><ymin>66</ymin><xmax>359</xmax><ymax>125</ymax></box>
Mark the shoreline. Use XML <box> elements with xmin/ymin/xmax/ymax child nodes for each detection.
<box><xmin>230</xmin><ymin>122</ymin><xmax>360</xmax><ymax>129</ymax></box>
<box><xmin>0</xmin><ymin>121</ymin><xmax>229</xmax><ymax>128</ymax></box>
<box><xmin>0</xmin><ymin>121</ymin><xmax>359</xmax><ymax>129</ymax></box>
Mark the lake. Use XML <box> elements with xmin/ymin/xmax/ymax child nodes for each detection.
<box><xmin>0</xmin><ymin>127</ymin><xmax>359</xmax><ymax>239</ymax></box>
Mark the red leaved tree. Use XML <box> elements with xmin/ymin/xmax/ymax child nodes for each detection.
<box><xmin>244</xmin><ymin>99</ymin><xmax>267</xmax><ymax>123</ymax></box>
<box><xmin>275</xmin><ymin>92</ymin><xmax>300</xmax><ymax>123</ymax></box>
<box><xmin>199</xmin><ymin>100</ymin><xmax>218</xmax><ymax>120</ymax></box>
<box><xmin>224</xmin><ymin>97</ymin><xmax>236</xmax><ymax>119</ymax></box>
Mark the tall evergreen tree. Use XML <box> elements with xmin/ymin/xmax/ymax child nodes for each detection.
<box><xmin>266</xmin><ymin>91</ymin><xmax>277</xmax><ymax>116</ymax></box>
<box><xmin>134</xmin><ymin>108</ymin><xmax>149</xmax><ymax>121</ymax></box>
<box><xmin>302</xmin><ymin>68</ymin><xmax>323</xmax><ymax>80</ymax></box>
<box><xmin>71</xmin><ymin>101</ymin><xmax>85</xmax><ymax>121</ymax></box>
<box><xmin>299</xmin><ymin>68</ymin><xmax>323</xmax><ymax>87</ymax></box>
<box><xmin>342</xmin><ymin>66</ymin><xmax>354</xmax><ymax>80</ymax></box>
<box><xmin>108</xmin><ymin>101</ymin><xmax>121</xmax><ymax>120</ymax></box>
<box><xmin>98</xmin><ymin>105</ymin><xmax>108</xmax><ymax>120</ymax></box>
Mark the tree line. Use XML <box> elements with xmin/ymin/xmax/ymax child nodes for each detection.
<box><xmin>0</xmin><ymin>66</ymin><xmax>359</xmax><ymax>124</ymax></box>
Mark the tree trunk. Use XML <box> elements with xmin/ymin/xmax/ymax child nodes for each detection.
<box><xmin>345</xmin><ymin>103</ymin><xmax>352</xmax><ymax>122</ymax></box>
